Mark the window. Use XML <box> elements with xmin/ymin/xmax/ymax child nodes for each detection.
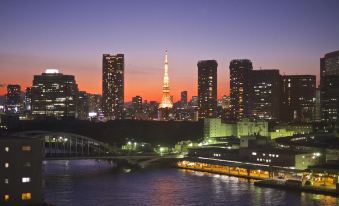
<box><xmin>24</xmin><ymin>162</ymin><xmax>31</xmax><ymax>167</ymax></box>
<box><xmin>21</xmin><ymin>193</ymin><xmax>31</xmax><ymax>200</ymax></box>
<box><xmin>5</xmin><ymin>178</ymin><xmax>9</xmax><ymax>184</ymax></box>
<box><xmin>22</xmin><ymin>146</ymin><xmax>31</xmax><ymax>151</ymax></box>
<box><xmin>5</xmin><ymin>163</ymin><xmax>9</xmax><ymax>168</ymax></box>
<box><xmin>5</xmin><ymin>147</ymin><xmax>9</xmax><ymax>152</ymax></box>
<box><xmin>4</xmin><ymin>194</ymin><xmax>10</xmax><ymax>201</ymax></box>
<box><xmin>22</xmin><ymin>177</ymin><xmax>31</xmax><ymax>183</ymax></box>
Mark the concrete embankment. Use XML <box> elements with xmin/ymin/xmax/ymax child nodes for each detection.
<box><xmin>254</xmin><ymin>180</ymin><xmax>338</xmax><ymax>197</ymax></box>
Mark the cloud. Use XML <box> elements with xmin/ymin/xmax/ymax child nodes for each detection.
<box><xmin>0</xmin><ymin>83</ymin><xmax>6</xmax><ymax>88</ymax></box>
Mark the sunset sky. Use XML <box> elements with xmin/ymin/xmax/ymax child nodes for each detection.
<box><xmin>1</xmin><ymin>0</ymin><xmax>339</xmax><ymax>102</ymax></box>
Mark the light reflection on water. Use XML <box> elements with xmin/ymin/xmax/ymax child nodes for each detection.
<box><xmin>43</xmin><ymin>160</ymin><xmax>338</xmax><ymax>206</ymax></box>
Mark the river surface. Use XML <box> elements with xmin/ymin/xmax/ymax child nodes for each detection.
<box><xmin>43</xmin><ymin>160</ymin><xmax>338</xmax><ymax>206</ymax></box>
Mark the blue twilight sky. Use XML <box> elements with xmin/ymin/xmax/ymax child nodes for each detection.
<box><xmin>1</xmin><ymin>0</ymin><xmax>339</xmax><ymax>101</ymax></box>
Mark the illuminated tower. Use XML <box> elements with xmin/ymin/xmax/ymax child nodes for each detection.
<box><xmin>158</xmin><ymin>50</ymin><xmax>173</xmax><ymax>120</ymax></box>
<box><xmin>159</xmin><ymin>50</ymin><xmax>173</xmax><ymax>109</ymax></box>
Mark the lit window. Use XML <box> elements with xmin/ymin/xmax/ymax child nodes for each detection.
<box><xmin>276</xmin><ymin>155</ymin><xmax>279</xmax><ymax>158</ymax></box>
<box><xmin>252</xmin><ymin>152</ymin><xmax>257</xmax><ymax>156</ymax></box>
<box><xmin>5</xmin><ymin>178</ymin><xmax>9</xmax><ymax>184</ymax></box>
<box><xmin>22</xmin><ymin>193</ymin><xmax>31</xmax><ymax>200</ymax></box>
<box><xmin>4</xmin><ymin>194</ymin><xmax>10</xmax><ymax>201</ymax></box>
<box><xmin>22</xmin><ymin>146</ymin><xmax>31</xmax><ymax>151</ymax></box>
<box><xmin>5</xmin><ymin>163</ymin><xmax>9</xmax><ymax>168</ymax></box>
<box><xmin>24</xmin><ymin>162</ymin><xmax>31</xmax><ymax>167</ymax></box>
<box><xmin>5</xmin><ymin>147</ymin><xmax>9</xmax><ymax>152</ymax></box>
<box><xmin>22</xmin><ymin>177</ymin><xmax>31</xmax><ymax>183</ymax></box>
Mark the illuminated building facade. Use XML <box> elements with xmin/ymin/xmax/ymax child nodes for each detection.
<box><xmin>229</xmin><ymin>59</ymin><xmax>253</xmax><ymax>121</ymax></box>
<box><xmin>0</xmin><ymin>136</ymin><xmax>43</xmax><ymax>205</ymax></box>
<box><xmin>280</xmin><ymin>75</ymin><xmax>316</xmax><ymax>122</ymax></box>
<box><xmin>31</xmin><ymin>69</ymin><xmax>78</xmax><ymax>119</ymax></box>
<box><xmin>180</xmin><ymin>91</ymin><xmax>188</xmax><ymax>107</ymax></box>
<box><xmin>198</xmin><ymin>60</ymin><xmax>218</xmax><ymax>119</ymax></box>
<box><xmin>250</xmin><ymin>69</ymin><xmax>280</xmax><ymax>120</ymax></box>
<box><xmin>5</xmin><ymin>85</ymin><xmax>21</xmax><ymax>114</ymax></box>
<box><xmin>132</xmin><ymin>95</ymin><xmax>142</xmax><ymax>119</ymax></box>
<box><xmin>23</xmin><ymin>87</ymin><xmax>32</xmax><ymax>115</ymax></box>
<box><xmin>320</xmin><ymin>50</ymin><xmax>339</xmax><ymax>122</ymax></box>
<box><xmin>76</xmin><ymin>91</ymin><xmax>89</xmax><ymax>120</ymax></box>
<box><xmin>159</xmin><ymin>51</ymin><xmax>173</xmax><ymax>120</ymax></box>
<box><xmin>102</xmin><ymin>54</ymin><xmax>124</xmax><ymax>120</ymax></box>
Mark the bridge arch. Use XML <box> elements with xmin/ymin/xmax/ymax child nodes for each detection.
<box><xmin>14</xmin><ymin>130</ymin><xmax>116</xmax><ymax>158</ymax></box>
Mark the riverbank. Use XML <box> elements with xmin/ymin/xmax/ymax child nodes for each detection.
<box><xmin>176</xmin><ymin>159</ymin><xmax>339</xmax><ymax>197</ymax></box>
<box><xmin>254</xmin><ymin>179</ymin><xmax>338</xmax><ymax>197</ymax></box>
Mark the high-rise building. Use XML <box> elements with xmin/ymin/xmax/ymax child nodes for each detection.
<box><xmin>159</xmin><ymin>50</ymin><xmax>173</xmax><ymax>120</ymax></box>
<box><xmin>198</xmin><ymin>60</ymin><xmax>218</xmax><ymax>119</ymax></box>
<box><xmin>229</xmin><ymin>59</ymin><xmax>253</xmax><ymax>121</ymax></box>
<box><xmin>5</xmin><ymin>84</ymin><xmax>21</xmax><ymax>114</ymax></box>
<box><xmin>132</xmin><ymin>96</ymin><xmax>142</xmax><ymax>116</ymax></box>
<box><xmin>24</xmin><ymin>87</ymin><xmax>32</xmax><ymax>114</ymax></box>
<box><xmin>250</xmin><ymin>69</ymin><xmax>280</xmax><ymax>120</ymax></box>
<box><xmin>0</xmin><ymin>136</ymin><xmax>44</xmax><ymax>205</ymax></box>
<box><xmin>280</xmin><ymin>75</ymin><xmax>316</xmax><ymax>122</ymax></box>
<box><xmin>102</xmin><ymin>54</ymin><xmax>124</xmax><ymax>120</ymax></box>
<box><xmin>180</xmin><ymin>91</ymin><xmax>188</xmax><ymax>106</ymax></box>
<box><xmin>76</xmin><ymin>91</ymin><xmax>89</xmax><ymax>120</ymax></box>
<box><xmin>31</xmin><ymin>69</ymin><xmax>78</xmax><ymax>119</ymax></box>
<box><xmin>320</xmin><ymin>50</ymin><xmax>339</xmax><ymax>122</ymax></box>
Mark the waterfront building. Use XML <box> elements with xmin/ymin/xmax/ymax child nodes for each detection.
<box><xmin>31</xmin><ymin>69</ymin><xmax>78</xmax><ymax>119</ymax></box>
<box><xmin>88</xmin><ymin>94</ymin><xmax>102</xmax><ymax>117</ymax></box>
<box><xmin>102</xmin><ymin>54</ymin><xmax>124</xmax><ymax>120</ymax></box>
<box><xmin>320</xmin><ymin>50</ymin><xmax>339</xmax><ymax>122</ymax></box>
<box><xmin>229</xmin><ymin>59</ymin><xmax>253</xmax><ymax>121</ymax></box>
<box><xmin>5</xmin><ymin>84</ymin><xmax>21</xmax><ymax>114</ymax></box>
<box><xmin>198</xmin><ymin>60</ymin><xmax>218</xmax><ymax>119</ymax></box>
<box><xmin>203</xmin><ymin>118</ymin><xmax>236</xmax><ymax>141</ymax></box>
<box><xmin>159</xmin><ymin>50</ymin><xmax>173</xmax><ymax>120</ymax></box>
<box><xmin>280</xmin><ymin>75</ymin><xmax>316</xmax><ymax>122</ymax></box>
<box><xmin>236</xmin><ymin>118</ymin><xmax>269</xmax><ymax>138</ymax></box>
<box><xmin>250</xmin><ymin>69</ymin><xmax>280</xmax><ymax>120</ymax></box>
<box><xmin>0</xmin><ymin>136</ymin><xmax>44</xmax><ymax>205</ymax></box>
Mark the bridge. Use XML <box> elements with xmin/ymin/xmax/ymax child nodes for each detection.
<box><xmin>14</xmin><ymin>130</ymin><xmax>180</xmax><ymax>168</ymax></box>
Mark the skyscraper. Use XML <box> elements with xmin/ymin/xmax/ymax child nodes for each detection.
<box><xmin>229</xmin><ymin>59</ymin><xmax>253</xmax><ymax>121</ymax></box>
<box><xmin>132</xmin><ymin>96</ymin><xmax>142</xmax><ymax>114</ymax></box>
<box><xmin>250</xmin><ymin>69</ymin><xmax>280</xmax><ymax>120</ymax></box>
<box><xmin>5</xmin><ymin>84</ymin><xmax>21</xmax><ymax>114</ymax></box>
<box><xmin>180</xmin><ymin>91</ymin><xmax>188</xmax><ymax>106</ymax></box>
<box><xmin>31</xmin><ymin>69</ymin><xmax>78</xmax><ymax>119</ymax></box>
<box><xmin>280</xmin><ymin>75</ymin><xmax>316</xmax><ymax>122</ymax></box>
<box><xmin>198</xmin><ymin>60</ymin><xmax>218</xmax><ymax>119</ymax></box>
<box><xmin>320</xmin><ymin>50</ymin><xmax>339</xmax><ymax>122</ymax></box>
<box><xmin>102</xmin><ymin>54</ymin><xmax>124</xmax><ymax>120</ymax></box>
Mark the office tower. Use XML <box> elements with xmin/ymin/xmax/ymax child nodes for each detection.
<box><xmin>76</xmin><ymin>91</ymin><xmax>89</xmax><ymax>120</ymax></box>
<box><xmin>5</xmin><ymin>84</ymin><xmax>21</xmax><ymax>114</ymax></box>
<box><xmin>31</xmin><ymin>69</ymin><xmax>78</xmax><ymax>119</ymax></box>
<box><xmin>159</xmin><ymin>50</ymin><xmax>173</xmax><ymax>120</ymax></box>
<box><xmin>198</xmin><ymin>60</ymin><xmax>218</xmax><ymax>119</ymax></box>
<box><xmin>250</xmin><ymin>69</ymin><xmax>280</xmax><ymax>120</ymax></box>
<box><xmin>229</xmin><ymin>59</ymin><xmax>253</xmax><ymax>121</ymax></box>
<box><xmin>24</xmin><ymin>87</ymin><xmax>32</xmax><ymax>114</ymax></box>
<box><xmin>315</xmin><ymin>87</ymin><xmax>321</xmax><ymax>121</ymax></box>
<box><xmin>280</xmin><ymin>75</ymin><xmax>316</xmax><ymax>122</ymax></box>
<box><xmin>102</xmin><ymin>54</ymin><xmax>124</xmax><ymax>120</ymax></box>
<box><xmin>0</xmin><ymin>136</ymin><xmax>44</xmax><ymax>205</ymax></box>
<box><xmin>132</xmin><ymin>96</ymin><xmax>143</xmax><ymax>119</ymax></box>
<box><xmin>180</xmin><ymin>91</ymin><xmax>188</xmax><ymax>106</ymax></box>
<box><xmin>320</xmin><ymin>50</ymin><xmax>339</xmax><ymax>122</ymax></box>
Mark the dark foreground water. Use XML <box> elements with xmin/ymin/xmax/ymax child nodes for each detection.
<box><xmin>44</xmin><ymin>160</ymin><xmax>338</xmax><ymax>206</ymax></box>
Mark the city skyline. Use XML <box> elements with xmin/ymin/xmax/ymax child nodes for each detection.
<box><xmin>1</xmin><ymin>0</ymin><xmax>339</xmax><ymax>101</ymax></box>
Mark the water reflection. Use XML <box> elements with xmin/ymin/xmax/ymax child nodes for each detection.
<box><xmin>44</xmin><ymin>160</ymin><xmax>338</xmax><ymax>206</ymax></box>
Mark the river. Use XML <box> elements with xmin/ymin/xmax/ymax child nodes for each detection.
<box><xmin>43</xmin><ymin>160</ymin><xmax>338</xmax><ymax>206</ymax></box>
